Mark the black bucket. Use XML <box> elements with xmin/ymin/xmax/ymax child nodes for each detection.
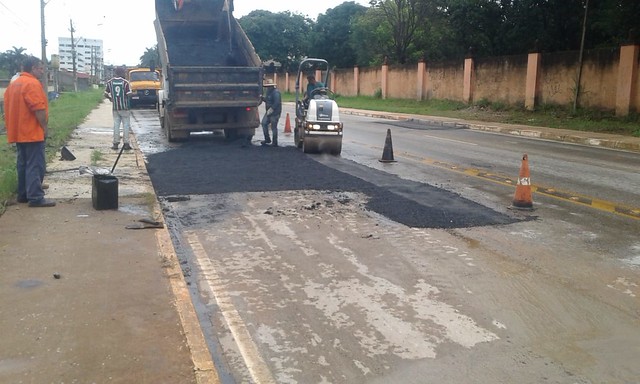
<box><xmin>92</xmin><ymin>174</ymin><xmax>118</xmax><ymax>210</ymax></box>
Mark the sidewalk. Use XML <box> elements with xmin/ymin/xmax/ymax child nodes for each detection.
<box><xmin>0</xmin><ymin>101</ymin><xmax>218</xmax><ymax>384</ymax></box>
<box><xmin>0</xmin><ymin>102</ymin><xmax>637</xmax><ymax>384</ymax></box>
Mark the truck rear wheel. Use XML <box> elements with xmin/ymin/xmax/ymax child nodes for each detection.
<box><xmin>163</xmin><ymin>114</ymin><xmax>171</xmax><ymax>140</ymax></box>
<box><xmin>224</xmin><ymin>129</ymin><xmax>238</xmax><ymax>141</ymax></box>
<box><xmin>164</xmin><ymin>114</ymin><xmax>188</xmax><ymax>142</ymax></box>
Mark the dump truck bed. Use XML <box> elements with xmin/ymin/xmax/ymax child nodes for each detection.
<box><xmin>155</xmin><ymin>0</ymin><xmax>262</xmax><ymax>108</ymax></box>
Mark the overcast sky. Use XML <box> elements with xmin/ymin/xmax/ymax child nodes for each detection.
<box><xmin>0</xmin><ymin>0</ymin><xmax>369</xmax><ymax>66</ymax></box>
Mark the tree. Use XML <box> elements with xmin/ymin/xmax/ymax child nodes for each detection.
<box><xmin>351</xmin><ymin>7</ymin><xmax>392</xmax><ymax>66</ymax></box>
<box><xmin>499</xmin><ymin>0</ymin><xmax>587</xmax><ymax>54</ymax></box>
<box><xmin>239</xmin><ymin>10</ymin><xmax>313</xmax><ymax>71</ymax></box>
<box><xmin>139</xmin><ymin>45</ymin><xmax>160</xmax><ymax>68</ymax></box>
<box><xmin>444</xmin><ymin>0</ymin><xmax>505</xmax><ymax>57</ymax></box>
<box><xmin>0</xmin><ymin>46</ymin><xmax>28</xmax><ymax>77</ymax></box>
<box><xmin>589</xmin><ymin>0</ymin><xmax>640</xmax><ymax>47</ymax></box>
<box><xmin>368</xmin><ymin>0</ymin><xmax>431</xmax><ymax>64</ymax></box>
<box><xmin>309</xmin><ymin>2</ymin><xmax>368</xmax><ymax>68</ymax></box>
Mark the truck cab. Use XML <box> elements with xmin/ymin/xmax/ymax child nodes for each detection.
<box><xmin>127</xmin><ymin>68</ymin><xmax>162</xmax><ymax>108</ymax></box>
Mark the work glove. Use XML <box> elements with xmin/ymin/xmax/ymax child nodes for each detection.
<box><xmin>267</xmin><ymin>108</ymin><xmax>274</xmax><ymax>116</ymax></box>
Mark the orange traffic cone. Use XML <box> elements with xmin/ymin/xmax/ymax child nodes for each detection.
<box><xmin>379</xmin><ymin>129</ymin><xmax>396</xmax><ymax>163</ymax></box>
<box><xmin>284</xmin><ymin>112</ymin><xmax>292</xmax><ymax>134</ymax></box>
<box><xmin>511</xmin><ymin>154</ymin><xmax>534</xmax><ymax>210</ymax></box>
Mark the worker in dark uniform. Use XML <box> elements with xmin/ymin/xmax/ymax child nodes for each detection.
<box><xmin>260</xmin><ymin>79</ymin><xmax>282</xmax><ymax>147</ymax></box>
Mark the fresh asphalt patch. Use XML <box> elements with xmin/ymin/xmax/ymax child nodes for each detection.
<box><xmin>380</xmin><ymin>119</ymin><xmax>467</xmax><ymax>131</ymax></box>
<box><xmin>146</xmin><ymin>140</ymin><xmax>517</xmax><ymax>229</ymax></box>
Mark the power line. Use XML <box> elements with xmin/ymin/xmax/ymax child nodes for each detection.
<box><xmin>0</xmin><ymin>0</ymin><xmax>30</xmax><ymax>29</ymax></box>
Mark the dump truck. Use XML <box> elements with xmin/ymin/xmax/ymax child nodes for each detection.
<box><xmin>127</xmin><ymin>67</ymin><xmax>162</xmax><ymax>108</ymax></box>
<box><xmin>155</xmin><ymin>0</ymin><xmax>263</xmax><ymax>141</ymax></box>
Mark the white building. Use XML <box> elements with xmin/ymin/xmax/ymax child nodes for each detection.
<box><xmin>57</xmin><ymin>37</ymin><xmax>104</xmax><ymax>82</ymax></box>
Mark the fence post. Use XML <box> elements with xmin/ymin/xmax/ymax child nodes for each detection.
<box><xmin>463</xmin><ymin>49</ymin><xmax>475</xmax><ymax>104</ymax></box>
<box><xmin>615</xmin><ymin>42</ymin><xmax>639</xmax><ymax>117</ymax></box>
<box><xmin>330</xmin><ymin>70</ymin><xmax>336</xmax><ymax>94</ymax></box>
<box><xmin>285</xmin><ymin>72</ymin><xmax>290</xmax><ymax>93</ymax></box>
<box><xmin>381</xmin><ymin>56</ymin><xmax>389</xmax><ymax>99</ymax></box>
<box><xmin>353</xmin><ymin>65</ymin><xmax>360</xmax><ymax>97</ymax></box>
<box><xmin>525</xmin><ymin>50</ymin><xmax>542</xmax><ymax>111</ymax></box>
<box><xmin>417</xmin><ymin>59</ymin><xmax>426</xmax><ymax>101</ymax></box>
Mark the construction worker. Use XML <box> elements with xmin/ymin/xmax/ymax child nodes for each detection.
<box><xmin>260</xmin><ymin>79</ymin><xmax>282</xmax><ymax>147</ymax></box>
<box><xmin>4</xmin><ymin>57</ymin><xmax>55</xmax><ymax>207</ymax></box>
<box><xmin>303</xmin><ymin>75</ymin><xmax>325</xmax><ymax>109</ymax></box>
<box><xmin>104</xmin><ymin>66</ymin><xmax>133</xmax><ymax>150</ymax></box>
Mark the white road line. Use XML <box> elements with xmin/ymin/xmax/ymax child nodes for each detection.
<box><xmin>419</xmin><ymin>132</ymin><xmax>479</xmax><ymax>145</ymax></box>
<box><xmin>186</xmin><ymin>231</ymin><xmax>277</xmax><ymax>384</ymax></box>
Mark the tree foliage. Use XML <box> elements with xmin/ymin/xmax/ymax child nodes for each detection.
<box><xmin>239</xmin><ymin>10</ymin><xmax>313</xmax><ymax>71</ymax></box>
<box><xmin>0</xmin><ymin>47</ymin><xmax>28</xmax><ymax>78</ymax></box>
<box><xmin>310</xmin><ymin>2</ymin><xmax>368</xmax><ymax>68</ymax></box>
<box><xmin>3</xmin><ymin>1</ymin><xmax>637</xmax><ymax>79</ymax></box>
<box><xmin>368</xmin><ymin>0</ymin><xmax>433</xmax><ymax>64</ymax></box>
<box><xmin>139</xmin><ymin>45</ymin><xmax>160</xmax><ymax>68</ymax></box>
<box><xmin>235</xmin><ymin>1</ymin><xmax>639</xmax><ymax>70</ymax></box>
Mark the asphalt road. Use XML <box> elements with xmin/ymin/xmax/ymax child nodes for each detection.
<box><xmin>132</xmin><ymin>108</ymin><xmax>640</xmax><ymax>384</ymax></box>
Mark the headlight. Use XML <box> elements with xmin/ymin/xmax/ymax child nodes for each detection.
<box><xmin>327</xmin><ymin>125</ymin><xmax>335</xmax><ymax>130</ymax></box>
<box><xmin>312</xmin><ymin>124</ymin><xmax>321</xmax><ymax>130</ymax></box>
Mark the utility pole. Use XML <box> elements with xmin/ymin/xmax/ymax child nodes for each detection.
<box><xmin>573</xmin><ymin>0</ymin><xmax>589</xmax><ymax>113</ymax></box>
<box><xmin>70</xmin><ymin>19</ymin><xmax>78</xmax><ymax>92</ymax></box>
<box><xmin>40</xmin><ymin>0</ymin><xmax>48</xmax><ymax>91</ymax></box>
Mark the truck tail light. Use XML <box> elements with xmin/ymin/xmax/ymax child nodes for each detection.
<box><xmin>173</xmin><ymin>108</ymin><xmax>187</xmax><ymax>118</ymax></box>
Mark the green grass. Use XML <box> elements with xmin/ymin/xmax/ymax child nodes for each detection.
<box><xmin>91</xmin><ymin>149</ymin><xmax>104</xmax><ymax>166</ymax></box>
<box><xmin>282</xmin><ymin>92</ymin><xmax>640</xmax><ymax>137</ymax></box>
<box><xmin>0</xmin><ymin>88</ymin><xmax>104</xmax><ymax>211</ymax></box>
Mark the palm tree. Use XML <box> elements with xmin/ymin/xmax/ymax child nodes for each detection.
<box><xmin>4</xmin><ymin>46</ymin><xmax>27</xmax><ymax>75</ymax></box>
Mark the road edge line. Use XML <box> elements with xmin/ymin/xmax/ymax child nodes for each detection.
<box><xmin>156</xmin><ymin>221</ymin><xmax>221</xmax><ymax>384</ymax></box>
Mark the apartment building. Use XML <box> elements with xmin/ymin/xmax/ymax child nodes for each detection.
<box><xmin>57</xmin><ymin>37</ymin><xmax>104</xmax><ymax>82</ymax></box>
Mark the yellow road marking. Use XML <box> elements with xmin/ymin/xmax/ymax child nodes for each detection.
<box><xmin>367</xmin><ymin>143</ymin><xmax>639</xmax><ymax>220</ymax></box>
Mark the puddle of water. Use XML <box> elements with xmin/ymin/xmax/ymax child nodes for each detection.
<box><xmin>623</xmin><ymin>256</ymin><xmax>640</xmax><ymax>267</ymax></box>
<box><xmin>15</xmin><ymin>279</ymin><xmax>44</xmax><ymax>289</ymax></box>
<box><xmin>119</xmin><ymin>203</ymin><xmax>151</xmax><ymax>217</ymax></box>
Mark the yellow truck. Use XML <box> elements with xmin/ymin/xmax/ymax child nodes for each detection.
<box><xmin>127</xmin><ymin>67</ymin><xmax>162</xmax><ymax>108</ymax></box>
